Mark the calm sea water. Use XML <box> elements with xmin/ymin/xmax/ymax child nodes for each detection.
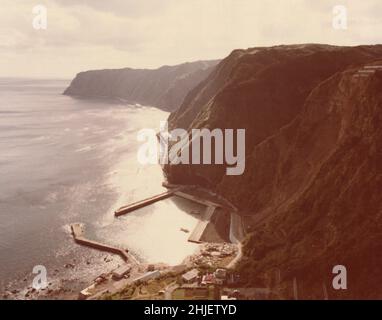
<box><xmin>0</xmin><ymin>78</ymin><xmax>199</xmax><ymax>294</ymax></box>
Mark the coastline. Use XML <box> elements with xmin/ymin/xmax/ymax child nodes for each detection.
<box><xmin>73</xmin><ymin>186</ymin><xmax>242</xmax><ymax>300</ymax></box>
<box><xmin>0</xmin><ymin>95</ymin><xmax>172</xmax><ymax>300</ymax></box>
<box><xmin>48</xmin><ymin>186</ymin><xmax>242</xmax><ymax>300</ymax></box>
<box><xmin>0</xmin><ymin>80</ymin><xmax>244</xmax><ymax>300</ymax></box>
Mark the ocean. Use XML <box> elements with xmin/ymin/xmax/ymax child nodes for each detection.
<box><xmin>0</xmin><ymin>78</ymin><xmax>199</xmax><ymax>296</ymax></box>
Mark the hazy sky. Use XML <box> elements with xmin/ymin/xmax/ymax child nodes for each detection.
<box><xmin>1</xmin><ymin>0</ymin><xmax>381</xmax><ymax>78</ymax></box>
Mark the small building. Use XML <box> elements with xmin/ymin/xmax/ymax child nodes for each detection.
<box><xmin>201</xmin><ymin>273</ymin><xmax>215</xmax><ymax>286</ymax></box>
<box><xmin>79</xmin><ymin>284</ymin><xmax>96</xmax><ymax>300</ymax></box>
<box><xmin>94</xmin><ymin>274</ymin><xmax>108</xmax><ymax>284</ymax></box>
<box><xmin>221</xmin><ymin>295</ymin><xmax>237</xmax><ymax>300</ymax></box>
<box><xmin>182</xmin><ymin>269</ymin><xmax>199</xmax><ymax>283</ymax></box>
<box><xmin>112</xmin><ymin>264</ymin><xmax>131</xmax><ymax>280</ymax></box>
<box><xmin>214</xmin><ymin>268</ymin><xmax>227</xmax><ymax>280</ymax></box>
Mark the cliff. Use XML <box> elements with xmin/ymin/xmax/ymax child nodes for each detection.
<box><xmin>164</xmin><ymin>44</ymin><xmax>382</xmax><ymax>298</ymax></box>
<box><xmin>64</xmin><ymin>60</ymin><xmax>219</xmax><ymax>111</ymax></box>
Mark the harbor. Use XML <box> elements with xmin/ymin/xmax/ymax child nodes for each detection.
<box><xmin>68</xmin><ymin>185</ymin><xmax>245</xmax><ymax>300</ymax></box>
<box><xmin>112</xmin><ymin>188</ymin><xmax>222</xmax><ymax>244</ymax></box>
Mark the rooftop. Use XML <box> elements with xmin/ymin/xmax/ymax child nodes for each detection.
<box><xmin>182</xmin><ymin>269</ymin><xmax>199</xmax><ymax>281</ymax></box>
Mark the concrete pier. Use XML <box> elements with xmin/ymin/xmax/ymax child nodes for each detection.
<box><xmin>174</xmin><ymin>191</ymin><xmax>221</xmax><ymax>208</ymax></box>
<box><xmin>71</xmin><ymin>223</ymin><xmax>130</xmax><ymax>262</ymax></box>
<box><xmin>114</xmin><ymin>190</ymin><xmax>175</xmax><ymax>217</ymax></box>
<box><xmin>113</xmin><ymin>188</ymin><xmax>223</xmax><ymax>243</ymax></box>
<box><xmin>188</xmin><ymin>206</ymin><xmax>216</xmax><ymax>243</ymax></box>
<box><xmin>69</xmin><ymin>187</ymin><xmax>236</xmax><ymax>274</ymax></box>
<box><xmin>229</xmin><ymin>212</ymin><xmax>245</xmax><ymax>243</ymax></box>
<box><xmin>114</xmin><ymin>188</ymin><xmax>220</xmax><ymax>218</ymax></box>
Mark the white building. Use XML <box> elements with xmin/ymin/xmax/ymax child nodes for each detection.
<box><xmin>112</xmin><ymin>264</ymin><xmax>132</xmax><ymax>280</ymax></box>
<box><xmin>182</xmin><ymin>269</ymin><xmax>199</xmax><ymax>283</ymax></box>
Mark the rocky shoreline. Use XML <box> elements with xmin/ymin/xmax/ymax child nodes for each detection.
<box><xmin>2</xmin><ymin>187</ymin><xmax>240</xmax><ymax>300</ymax></box>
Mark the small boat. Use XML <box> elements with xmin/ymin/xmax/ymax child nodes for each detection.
<box><xmin>180</xmin><ymin>228</ymin><xmax>190</xmax><ymax>233</ymax></box>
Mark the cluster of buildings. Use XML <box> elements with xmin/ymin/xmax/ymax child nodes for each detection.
<box><xmin>177</xmin><ymin>267</ymin><xmax>247</xmax><ymax>300</ymax></box>
<box><xmin>181</xmin><ymin>268</ymin><xmax>228</xmax><ymax>286</ymax></box>
<box><xmin>189</xmin><ymin>243</ymin><xmax>237</xmax><ymax>268</ymax></box>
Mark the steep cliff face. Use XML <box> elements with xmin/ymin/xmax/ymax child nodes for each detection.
<box><xmin>64</xmin><ymin>60</ymin><xmax>219</xmax><ymax>111</ymax></box>
<box><xmin>164</xmin><ymin>45</ymin><xmax>382</xmax><ymax>298</ymax></box>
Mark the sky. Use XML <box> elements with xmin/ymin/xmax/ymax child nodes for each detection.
<box><xmin>1</xmin><ymin>0</ymin><xmax>381</xmax><ymax>79</ymax></box>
